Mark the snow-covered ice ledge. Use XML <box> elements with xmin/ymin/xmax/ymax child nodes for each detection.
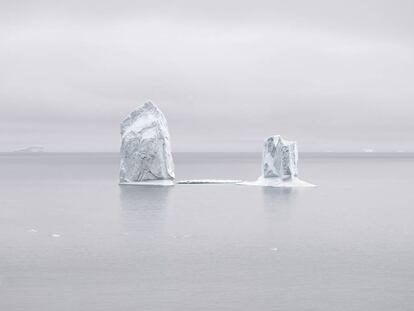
<box><xmin>177</xmin><ymin>179</ymin><xmax>242</xmax><ymax>184</ymax></box>
<box><xmin>119</xmin><ymin>180</ymin><xmax>174</xmax><ymax>186</ymax></box>
<box><xmin>239</xmin><ymin>177</ymin><xmax>315</xmax><ymax>188</ymax></box>
<box><xmin>119</xmin><ymin>179</ymin><xmax>241</xmax><ymax>186</ymax></box>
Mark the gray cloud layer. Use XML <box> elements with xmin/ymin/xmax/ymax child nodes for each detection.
<box><xmin>1</xmin><ymin>0</ymin><xmax>413</xmax><ymax>151</ymax></box>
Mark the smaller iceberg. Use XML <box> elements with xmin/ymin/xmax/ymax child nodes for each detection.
<box><xmin>13</xmin><ymin>145</ymin><xmax>44</xmax><ymax>153</ymax></box>
<box><xmin>240</xmin><ymin>135</ymin><xmax>315</xmax><ymax>187</ymax></box>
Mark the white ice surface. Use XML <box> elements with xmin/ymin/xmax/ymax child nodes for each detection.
<box><xmin>119</xmin><ymin>179</ymin><xmax>174</xmax><ymax>186</ymax></box>
<box><xmin>120</xmin><ymin>178</ymin><xmax>314</xmax><ymax>187</ymax></box>
<box><xmin>239</xmin><ymin>176</ymin><xmax>316</xmax><ymax>188</ymax></box>
<box><xmin>177</xmin><ymin>179</ymin><xmax>242</xmax><ymax>184</ymax></box>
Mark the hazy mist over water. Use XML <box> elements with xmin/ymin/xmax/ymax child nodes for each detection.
<box><xmin>1</xmin><ymin>0</ymin><xmax>414</xmax><ymax>152</ymax></box>
<box><xmin>1</xmin><ymin>153</ymin><xmax>414</xmax><ymax>310</ymax></box>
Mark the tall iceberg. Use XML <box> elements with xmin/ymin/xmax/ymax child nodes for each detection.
<box><xmin>119</xmin><ymin>101</ymin><xmax>175</xmax><ymax>185</ymax></box>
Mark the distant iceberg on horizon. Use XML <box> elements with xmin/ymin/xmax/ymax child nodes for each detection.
<box><xmin>239</xmin><ymin>135</ymin><xmax>315</xmax><ymax>188</ymax></box>
<box><xmin>13</xmin><ymin>145</ymin><xmax>45</xmax><ymax>153</ymax></box>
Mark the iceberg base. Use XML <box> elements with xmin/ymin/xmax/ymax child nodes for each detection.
<box><xmin>238</xmin><ymin>176</ymin><xmax>316</xmax><ymax>188</ymax></box>
<box><xmin>119</xmin><ymin>180</ymin><xmax>174</xmax><ymax>186</ymax></box>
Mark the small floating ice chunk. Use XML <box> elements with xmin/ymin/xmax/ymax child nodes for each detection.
<box><xmin>51</xmin><ymin>233</ymin><xmax>61</xmax><ymax>238</ymax></box>
<box><xmin>27</xmin><ymin>228</ymin><xmax>38</xmax><ymax>233</ymax></box>
<box><xmin>14</xmin><ymin>145</ymin><xmax>44</xmax><ymax>153</ymax></box>
<box><xmin>177</xmin><ymin>179</ymin><xmax>241</xmax><ymax>184</ymax></box>
<box><xmin>119</xmin><ymin>179</ymin><xmax>174</xmax><ymax>186</ymax></box>
<box><xmin>363</xmin><ymin>148</ymin><xmax>374</xmax><ymax>153</ymax></box>
<box><xmin>271</xmin><ymin>247</ymin><xmax>278</xmax><ymax>252</ymax></box>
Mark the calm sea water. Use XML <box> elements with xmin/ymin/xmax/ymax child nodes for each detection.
<box><xmin>0</xmin><ymin>153</ymin><xmax>413</xmax><ymax>310</ymax></box>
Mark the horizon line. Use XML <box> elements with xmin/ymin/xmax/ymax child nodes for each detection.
<box><xmin>1</xmin><ymin>151</ymin><xmax>414</xmax><ymax>158</ymax></box>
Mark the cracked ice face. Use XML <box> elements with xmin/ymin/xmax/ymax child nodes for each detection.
<box><xmin>119</xmin><ymin>102</ymin><xmax>175</xmax><ymax>183</ymax></box>
<box><xmin>262</xmin><ymin>135</ymin><xmax>298</xmax><ymax>179</ymax></box>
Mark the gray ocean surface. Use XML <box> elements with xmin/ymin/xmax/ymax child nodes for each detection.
<box><xmin>1</xmin><ymin>153</ymin><xmax>413</xmax><ymax>311</ymax></box>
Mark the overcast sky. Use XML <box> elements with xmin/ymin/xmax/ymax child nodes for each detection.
<box><xmin>1</xmin><ymin>0</ymin><xmax>413</xmax><ymax>151</ymax></box>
